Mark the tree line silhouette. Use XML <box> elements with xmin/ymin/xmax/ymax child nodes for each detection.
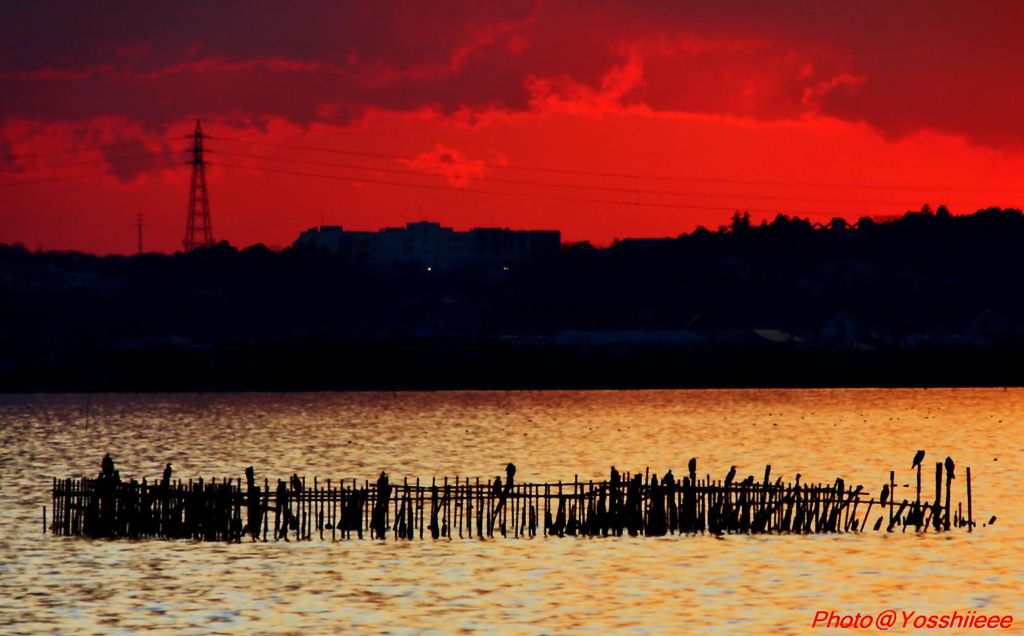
<box><xmin>3</xmin><ymin>206</ymin><xmax>1024</xmax><ymax>390</ymax></box>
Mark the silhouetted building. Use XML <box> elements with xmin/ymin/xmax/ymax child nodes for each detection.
<box><xmin>293</xmin><ymin>226</ymin><xmax>376</xmax><ymax>264</ymax></box>
<box><xmin>0</xmin><ymin>263</ymin><xmax>98</xmax><ymax>291</ymax></box>
<box><xmin>818</xmin><ymin>310</ymin><xmax>873</xmax><ymax>349</ymax></box>
<box><xmin>294</xmin><ymin>221</ymin><xmax>560</xmax><ymax>270</ymax></box>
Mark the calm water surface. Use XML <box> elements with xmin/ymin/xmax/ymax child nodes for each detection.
<box><xmin>0</xmin><ymin>389</ymin><xmax>1021</xmax><ymax>634</ymax></box>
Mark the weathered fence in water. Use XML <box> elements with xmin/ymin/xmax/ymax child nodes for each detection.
<box><xmin>48</xmin><ymin>456</ymin><xmax>985</xmax><ymax>542</ymax></box>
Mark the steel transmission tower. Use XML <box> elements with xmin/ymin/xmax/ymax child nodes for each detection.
<box><xmin>183</xmin><ymin>118</ymin><xmax>214</xmax><ymax>251</ymax></box>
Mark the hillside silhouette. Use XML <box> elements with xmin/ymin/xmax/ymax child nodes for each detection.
<box><xmin>3</xmin><ymin>206</ymin><xmax>1024</xmax><ymax>390</ymax></box>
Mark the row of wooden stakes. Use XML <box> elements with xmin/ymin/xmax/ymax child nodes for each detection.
<box><xmin>47</xmin><ymin>454</ymin><xmax>984</xmax><ymax>542</ymax></box>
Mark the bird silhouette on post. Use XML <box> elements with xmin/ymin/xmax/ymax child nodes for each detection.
<box><xmin>490</xmin><ymin>463</ymin><xmax>516</xmax><ymax>533</ymax></box>
<box><xmin>609</xmin><ymin>466</ymin><xmax>621</xmax><ymax>525</ymax></box>
<box><xmin>101</xmin><ymin>453</ymin><xmax>115</xmax><ymax>479</ymax></box>
<box><xmin>372</xmin><ymin>471</ymin><xmax>390</xmax><ymax>539</ymax></box>
<box><xmin>912</xmin><ymin>450</ymin><xmax>925</xmax><ymax>469</ymax></box>
<box><xmin>910</xmin><ymin>449</ymin><xmax>925</xmax><ymax>527</ymax></box>
<box><xmin>722</xmin><ymin>466</ymin><xmax>737</xmax><ymax>525</ymax></box>
<box><xmin>878</xmin><ymin>484</ymin><xmax>891</xmax><ymax>532</ymax></box>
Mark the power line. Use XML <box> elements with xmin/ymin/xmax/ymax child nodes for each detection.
<box><xmin>210</xmin><ymin>134</ymin><xmax>1024</xmax><ymax>194</ymax></box>
<box><xmin>7</xmin><ymin>130</ymin><xmax>1023</xmax><ymax>195</ymax></box>
<box><xmin>211</xmin><ymin>160</ymin><xmax>846</xmax><ymax>218</ymax></box>
<box><xmin>208</xmin><ymin>148</ymin><xmax>991</xmax><ymax>210</ymax></box>
<box><xmin>3</xmin><ymin>150</ymin><xmax>187</xmax><ymax>174</ymax></box>
<box><xmin>2</xmin><ymin>150</ymin><xmax>876</xmax><ymax>220</ymax></box>
<box><xmin>0</xmin><ymin>161</ymin><xmax>184</xmax><ymax>187</ymax></box>
<box><xmin>3</xmin><ymin>128</ymin><xmax>1013</xmax><ymax>222</ymax></box>
<box><xmin>8</xmin><ymin>136</ymin><xmax>187</xmax><ymax>160</ymax></box>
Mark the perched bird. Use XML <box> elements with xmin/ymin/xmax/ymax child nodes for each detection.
<box><xmin>725</xmin><ymin>466</ymin><xmax>736</xmax><ymax>485</ymax></box>
<box><xmin>944</xmin><ymin>456</ymin><xmax>955</xmax><ymax>480</ymax></box>
<box><xmin>880</xmin><ymin>484</ymin><xmax>890</xmax><ymax>507</ymax></box>
<box><xmin>688</xmin><ymin>457</ymin><xmax>697</xmax><ymax>477</ymax></box>
<box><xmin>912</xmin><ymin>450</ymin><xmax>926</xmax><ymax>469</ymax></box>
<box><xmin>101</xmin><ymin>453</ymin><xmax>115</xmax><ymax>477</ymax></box>
<box><xmin>162</xmin><ymin>463</ymin><xmax>173</xmax><ymax>484</ymax></box>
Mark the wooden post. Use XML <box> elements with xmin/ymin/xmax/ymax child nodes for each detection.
<box><xmin>51</xmin><ymin>477</ymin><xmax>56</xmax><ymax>535</ymax></box>
<box><xmin>263</xmin><ymin>479</ymin><xmax>269</xmax><ymax>542</ymax></box>
<box><xmin>556</xmin><ymin>480</ymin><xmax>564</xmax><ymax>537</ymax></box>
<box><xmin>328</xmin><ymin>479</ymin><xmax>335</xmax><ymax>541</ymax></box>
<box><xmin>486</xmin><ymin>478</ymin><xmax>494</xmax><ymax>538</ymax></box>
<box><xmin>416</xmin><ymin>477</ymin><xmax>422</xmax><ymax>540</ymax></box>
<box><xmin>363</xmin><ymin>479</ymin><xmax>369</xmax><ymax>539</ymax></box>
<box><xmin>543</xmin><ymin>484</ymin><xmax>549</xmax><ymax>537</ymax></box>
<box><xmin>452</xmin><ymin>473</ymin><xmax>460</xmax><ymax>536</ymax></box>
<box><xmin>513</xmin><ymin>483</ymin><xmax>519</xmax><ymax>539</ymax></box>
<box><xmin>393</xmin><ymin>476</ymin><xmax>400</xmax><ymax>539</ymax></box>
<box><xmin>888</xmin><ymin>470</ymin><xmax>895</xmax><ymax>529</ymax></box>
<box><xmin>345</xmin><ymin>484</ymin><xmax>353</xmax><ymax>540</ymax></box>
<box><xmin>318</xmin><ymin>477</ymin><xmax>325</xmax><ymax>541</ymax></box>
<box><xmin>404</xmin><ymin>477</ymin><xmax>411</xmax><ymax>540</ymax></box>
<box><xmin>64</xmin><ymin>478</ymin><xmax>73</xmax><ymax>536</ymax></box>
<box><xmin>477</xmin><ymin>477</ymin><xmax>484</xmax><ymax>539</ymax></box>
<box><xmin>463</xmin><ymin>477</ymin><xmax>468</xmax><ymax>539</ymax></box>
<box><xmin>966</xmin><ymin>466</ymin><xmax>973</xmax><ymax>532</ymax></box>
<box><xmin>943</xmin><ymin>463</ymin><xmax>953</xmax><ymax>532</ymax></box>
<box><xmin>915</xmin><ymin>462</ymin><xmax>922</xmax><ymax>526</ymax></box>
<box><xmin>444</xmin><ymin>476</ymin><xmax>450</xmax><ymax>539</ymax></box>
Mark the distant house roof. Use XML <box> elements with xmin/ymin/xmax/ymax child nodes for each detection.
<box><xmin>753</xmin><ymin>328</ymin><xmax>801</xmax><ymax>344</ymax></box>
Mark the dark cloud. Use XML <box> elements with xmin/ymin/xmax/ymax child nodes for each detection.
<box><xmin>0</xmin><ymin>1</ymin><xmax>544</xmax><ymax>127</ymax></box>
<box><xmin>100</xmin><ymin>137</ymin><xmax>174</xmax><ymax>183</ymax></box>
<box><xmin>2</xmin><ymin>1</ymin><xmax>1024</xmax><ymax>147</ymax></box>
<box><xmin>0</xmin><ymin>136</ymin><xmax>19</xmax><ymax>171</ymax></box>
<box><xmin>0</xmin><ymin>1</ymin><xmax>532</xmax><ymax>73</ymax></box>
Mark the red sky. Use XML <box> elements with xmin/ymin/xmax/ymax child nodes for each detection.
<box><xmin>3</xmin><ymin>1</ymin><xmax>1024</xmax><ymax>253</ymax></box>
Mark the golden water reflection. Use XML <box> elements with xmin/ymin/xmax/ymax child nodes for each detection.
<box><xmin>0</xmin><ymin>389</ymin><xmax>1021</xmax><ymax>634</ymax></box>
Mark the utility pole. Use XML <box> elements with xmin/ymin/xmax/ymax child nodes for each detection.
<box><xmin>135</xmin><ymin>210</ymin><xmax>144</xmax><ymax>255</ymax></box>
<box><xmin>183</xmin><ymin>118</ymin><xmax>214</xmax><ymax>251</ymax></box>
